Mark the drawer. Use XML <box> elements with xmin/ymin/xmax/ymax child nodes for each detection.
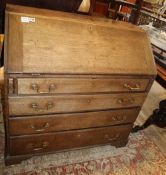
<box><xmin>9</xmin><ymin>124</ymin><xmax>132</xmax><ymax>155</ymax></box>
<box><xmin>9</xmin><ymin>108</ymin><xmax>140</xmax><ymax>135</ymax></box>
<box><xmin>13</xmin><ymin>78</ymin><xmax>149</xmax><ymax>94</ymax></box>
<box><xmin>8</xmin><ymin>93</ymin><xmax>146</xmax><ymax>115</ymax></box>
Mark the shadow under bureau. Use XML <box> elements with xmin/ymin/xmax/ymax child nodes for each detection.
<box><xmin>3</xmin><ymin>4</ymin><xmax>156</xmax><ymax>165</ymax></box>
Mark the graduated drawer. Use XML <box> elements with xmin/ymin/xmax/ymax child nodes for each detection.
<box><xmin>8</xmin><ymin>93</ymin><xmax>146</xmax><ymax>116</ymax></box>
<box><xmin>14</xmin><ymin>77</ymin><xmax>149</xmax><ymax>94</ymax></box>
<box><xmin>9</xmin><ymin>124</ymin><xmax>132</xmax><ymax>155</ymax></box>
<box><xmin>9</xmin><ymin>108</ymin><xmax>140</xmax><ymax>135</ymax></box>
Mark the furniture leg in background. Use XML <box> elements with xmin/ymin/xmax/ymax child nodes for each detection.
<box><xmin>132</xmin><ymin>99</ymin><xmax>166</xmax><ymax>132</ymax></box>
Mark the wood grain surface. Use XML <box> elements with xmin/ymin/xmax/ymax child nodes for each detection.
<box><xmin>16</xmin><ymin>77</ymin><xmax>149</xmax><ymax>94</ymax></box>
<box><xmin>5</xmin><ymin>4</ymin><xmax>156</xmax><ymax>75</ymax></box>
<box><xmin>9</xmin><ymin>124</ymin><xmax>132</xmax><ymax>155</ymax></box>
<box><xmin>3</xmin><ymin>4</ymin><xmax>157</xmax><ymax>165</ymax></box>
<box><xmin>9</xmin><ymin>108</ymin><xmax>140</xmax><ymax>135</ymax></box>
<box><xmin>8</xmin><ymin>93</ymin><xmax>146</xmax><ymax>115</ymax></box>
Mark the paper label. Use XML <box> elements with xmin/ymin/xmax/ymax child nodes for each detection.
<box><xmin>21</xmin><ymin>17</ymin><xmax>36</xmax><ymax>23</ymax></box>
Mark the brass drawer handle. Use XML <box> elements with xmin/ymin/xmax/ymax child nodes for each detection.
<box><xmin>123</xmin><ymin>83</ymin><xmax>140</xmax><ymax>90</ymax></box>
<box><xmin>31</xmin><ymin>102</ymin><xmax>54</xmax><ymax>112</ymax></box>
<box><xmin>31</xmin><ymin>83</ymin><xmax>56</xmax><ymax>93</ymax></box>
<box><xmin>30</xmin><ymin>122</ymin><xmax>50</xmax><ymax>132</ymax></box>
<box><xmin>104</xmin><ymin>133</ymin><xmax>119</xmax><ymax>141</ymax></box>
<box><xmin>31</xmin><ymin>83</ymin><xmax>39</xmax><ymax>92</ymax></box>
<box><xmin>28</xmin><ymin>142</ymin><xmax>49</xmax><ymax>151</ymax></box>
<box><xmin>33</xmin><ymin>147</ymin><xmax>44</xmax><ymax>151</ymax></box>
<box><xmin>117</xmin><ymin>98</ymin><xmax>135</xmax><ymax>105</ymax></box>
<box><xmin>112</xmin><ymin>115</ymin><xmax>127</xmax><ymax>122</ymax></box>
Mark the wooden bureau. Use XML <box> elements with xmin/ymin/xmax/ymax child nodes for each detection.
<box><xmin>3</xmin><ymin>5</ymin><xmax>156</xmax><ymax>165</ymax></box>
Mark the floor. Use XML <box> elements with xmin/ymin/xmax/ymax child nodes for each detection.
<box><xmin>135</xmin><ymin>81</ymin><xmax>166</xmax><ymax>155</ymax></box>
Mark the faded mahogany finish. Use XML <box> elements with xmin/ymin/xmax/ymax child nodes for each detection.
<box><xmin>4</xmin><ymin>5</ymin><xmax>156</xmax><ymax>165</ymax></box>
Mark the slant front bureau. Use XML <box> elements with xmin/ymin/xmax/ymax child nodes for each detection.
<box><xmin>3</xmin><ymin>4</ymin><xmax>156</xmax><ymax>165</ymax></box>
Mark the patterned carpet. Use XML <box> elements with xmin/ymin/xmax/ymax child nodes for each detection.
<box><xmin>0</xmin><ymin>122</ymin><xmax>166</xmax><ymax>175</ymax></box>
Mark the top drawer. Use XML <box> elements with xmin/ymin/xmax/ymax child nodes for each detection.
<box><xmin>10</xmin><ymin>77</ymin><xmax>150</xmax><ymax>95</ymax></box>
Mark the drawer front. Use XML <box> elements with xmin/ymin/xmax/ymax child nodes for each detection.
<box><xmin>16</xmin><ymin>78</ymin><xmax>149</xmax><ymax>94</ymax></box>
<box><xmin>10</xmin><ymin>125</ymin><xmax>132</xmax><ymax>155</ymax></box>
<box><xmin>8</xmin><ymin>93</ymin><xmax>146</xmax><ymax>115</ymax></box>
<box><xmin>9</xmin><ymin>108</ymin><xmax>140</xmax><ymax>135</ymax></box>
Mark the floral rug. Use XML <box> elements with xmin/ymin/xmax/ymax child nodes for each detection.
<box><xmin>0</xmin><ymin>121</ymin><xmax>166</xmax><ymax>175</ymax></box>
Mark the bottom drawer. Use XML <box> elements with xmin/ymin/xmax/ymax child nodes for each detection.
<box><xmin>10</xmin><ymin>125</ymin><xmax>132</xmax><ymax>155</ymax></box>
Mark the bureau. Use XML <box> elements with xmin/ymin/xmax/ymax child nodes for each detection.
<box><xmin>3</xmin><ymin>4</ymin><xmax>156</xmax><ymax>165</ymax></box>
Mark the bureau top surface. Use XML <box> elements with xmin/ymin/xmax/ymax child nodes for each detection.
<box><xmin>5</xmin><ymin>4</ymin><xmax>156</xmax><ymax>76</ymax></box>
